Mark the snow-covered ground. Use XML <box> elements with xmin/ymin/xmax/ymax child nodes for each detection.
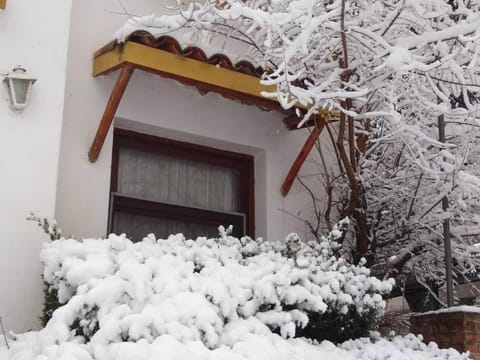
<box><xmin>0</xmin><ymin>331</ymin><xmax>469</xmax><ymax>360</ymax></box>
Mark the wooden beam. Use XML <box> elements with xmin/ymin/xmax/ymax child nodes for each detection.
<box><xmin>93</xmin><ymin>41</ymin><xmax>301</xmax><ymax>112</ymax></box>
<box><xmin>0</xmin><ymin>0</ymin><xmax>6</xmax><ymax>9</ymax></box>
<box><xmin>88</xmin><ymin>63</ymin><xmax>135</xmax><ymax>163</ymax></box>
<box><xmin>94</xmin><ymin>41</ymin><xmax>277</xmax><ymax>96</ymax></box>
<box><xmin>94</xmin><ymin>42</ymin><xmax>283</xmax><ymax>112</ymax></box>
<box><xmin>281</xmin><ymin>120</ymin><xmax>327</xmax><ymax>196</ymax></box>
<box><xmin>92</xmin><ymin>41</ymin><xmax>339</xmax><ymax>124</ymax></box>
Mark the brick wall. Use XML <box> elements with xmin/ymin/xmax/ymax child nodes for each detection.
<box><xmin>410</xmin><ymin>311</ymin><xmax>480</xmax><ymax>359</ymax></box>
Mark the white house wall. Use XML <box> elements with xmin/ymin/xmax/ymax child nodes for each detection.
<box><xmin>56</xmin><ymin>0</ymin><xmax>338</xmax><ymax>248</ymax></box>
<box><xmin>55</xmin><ymin>0</ymin><xmax>338</xmax><ymax>247</ymax></box>
<box><xmin>0</xmin><ymin>0</ymin><xmax>72</xmax><ymax>332</ymax></box>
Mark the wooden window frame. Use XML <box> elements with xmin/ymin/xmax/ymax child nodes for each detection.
<box><xmin>109</xmin><ymin>128</ymin><xmax>255</xmax><ymax>238</ymax></box>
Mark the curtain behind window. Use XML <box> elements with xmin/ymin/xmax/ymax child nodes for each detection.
<box><xmin>118</xmin><ymin>148</ymin><xmax>240</xmax><ymax>212</ymax></box>
<box><xmin>113</xmin><ymin>147</ymin><xmax>241</xmax><ymax>241</ymax></box>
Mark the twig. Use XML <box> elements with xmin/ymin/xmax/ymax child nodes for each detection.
<box><xmin>381</xmin><ymin>3</ymin><xmax>404</xmax><ymax>37</ymax></box>
<box><xmin>416</xmin><ymin>72</ymin><xmax>480</xmax><ymax>88</ymax></box>
<box><xmin>418</xmin><ymin>184</ymin><xmax>459</xmax><ymax>220</ymax></box>
<box><xmin>296</xmin><ymin>175</ymin><xmax>321</xmax><ymax>237</ymax></box>
<box><xmin>0</xmin><ymin>317</ymin><xmax>9</xmax><ymax>349</ymax></box>
<box><xmin>407</xmin><ymin>173</ymin><xmax>423</xmax><ymax>220</ymax></box>
<box><xmin>326</xmin><ymin>123</ymin><xmax>345</xmax><ymax>174</ymax></box>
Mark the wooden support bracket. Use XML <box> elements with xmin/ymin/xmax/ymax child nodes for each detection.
<box><xmin>88</xmin><ymin>63</ymin><xmax>135</xmax><ymax>163</ymax></box>
<box><xmin>281</xmin><ymin>119</ymin><xmax>327</xmax><ymax>196</ymax></box>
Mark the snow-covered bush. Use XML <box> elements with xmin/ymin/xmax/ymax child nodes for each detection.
<box><xmin>39</xmin><ymin>223</ymin><xmax>393</xmax><ymax>346</ymax></box>
<box><xmin>26</xmin><ymin>214</ymin><xmax>62</xmax><ymax>326</ymax></box>
<box><xmin>0</xmin><ymin>226</ymin><xmax>470</xmax><ymax>360</ymax></box>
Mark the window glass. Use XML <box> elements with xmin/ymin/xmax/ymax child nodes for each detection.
<box><xmin>113</xmin><ymin>212</ymin><xmax>222</xmax><ymax>242</ymax></box>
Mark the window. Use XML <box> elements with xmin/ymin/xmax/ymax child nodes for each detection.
<box><xmin>109</xmin><ymin>129</ymin><xmax>254</xmax><ymax>242</ymax></box>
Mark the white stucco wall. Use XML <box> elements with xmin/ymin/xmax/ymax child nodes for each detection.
<box><xmin>55</xmin><ymin>0</ymin><xmax>338</xmax><ymax>245</ymax></box>
<box><xmin>0</xmin><ymin>0</ymin><xmax>72</xmax><ymax>332</ymax></box>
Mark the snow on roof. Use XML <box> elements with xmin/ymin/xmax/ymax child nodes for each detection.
<box><xmin>114</xmin><ymin>13</ymin><xmax>265</xmax><ymax>69</ymax></box>
<box><xmin>109</xmin><ymin>31</ymin><xmax>264</xmax><ymax>78</ymax></box>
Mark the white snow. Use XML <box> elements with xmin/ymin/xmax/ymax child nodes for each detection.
<box><xmin>0</xmin><ymin>324</ymin><xmax>469</xmax><ymax>360</ymax></box>
<box><xmin>421</xmin><ymin>305</ymin><xmax>480</xmax><ymax>316</ymax></box>
<box><xmin>114</xmin><ymin>10</ymin><xmax>264</xmax><ymax>68</ymax></box>
<box><xmin>0</xmin><ymin>229</ymin><xmax>470</xmax><ymax>360</ymax></box>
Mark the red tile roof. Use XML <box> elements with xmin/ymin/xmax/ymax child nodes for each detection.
<box><xmin>117</xmin><ymin>31</ymin><xmax>265</xmax><ymax>78</ymax></box>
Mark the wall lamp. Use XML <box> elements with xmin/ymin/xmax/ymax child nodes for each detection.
<box><xmin>3</xmin><ymin>66</ymin><xmax>37</xmax><ymax>111</ymax></box>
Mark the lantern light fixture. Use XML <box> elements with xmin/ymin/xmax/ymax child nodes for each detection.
<box><xmin>3</xmin><ymin>66</ymin><xmax>36</xmax><ymax>111</ymax></box>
